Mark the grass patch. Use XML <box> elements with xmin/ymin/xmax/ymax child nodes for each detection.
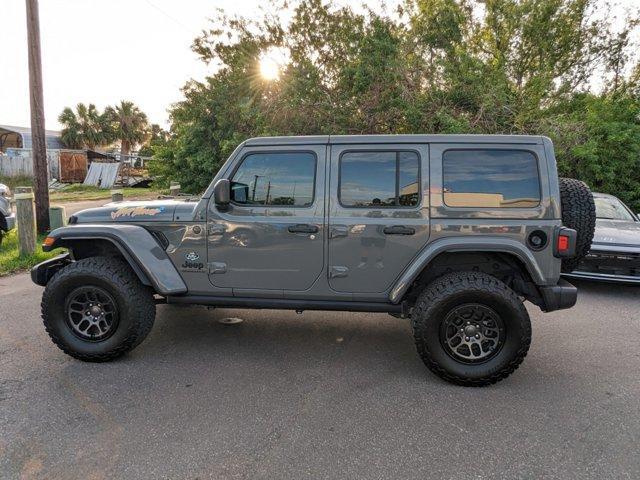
<box><xmin>1</xmin><ymin>175</ymin><xmax>164</xmax><ymax>202</ymax></box>
<box><xmin>0</xmin><ymin>175</ymin><xmax>33</xmax><ymax>191</ymax></box>
<box><xmin>50</xmin><ymin>186</ymin><xmax>163</xmax><ymax>202</ymax></box>
<box><xmin>0</xmin><ymin>230</ymin><xmax>63</xmax><ymax>276</ymax></box>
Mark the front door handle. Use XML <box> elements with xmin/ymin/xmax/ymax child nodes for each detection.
<box><xmin>383</xmin><ymin>225</ymin><xmax>415</xmax><ymax>235</ymax></box>
<box><xmin>288</xmin><ymin>224</ymin><xmax>319</xmax><ymax>234</ymax></box>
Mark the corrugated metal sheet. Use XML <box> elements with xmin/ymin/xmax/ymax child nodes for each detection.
<box><xmin>84</xmin><ymin>162</ymin><xmax>120</xmax><ymax>188</ymax></box>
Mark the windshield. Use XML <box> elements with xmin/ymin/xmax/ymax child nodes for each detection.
<box><xmin>594</xmin><ymin>196</ymin><xmax>635</xmax><ymax>221</ymax></box>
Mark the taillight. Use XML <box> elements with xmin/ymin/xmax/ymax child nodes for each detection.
<box><xmin>557</xmin><ymin>234</ymin><xmax>570</xmax><ymax>253</ymax></box>
<box><xmin>554</xmin><ymin>227</ymin><xmax>577</xmax><ymax>258</ymax></box>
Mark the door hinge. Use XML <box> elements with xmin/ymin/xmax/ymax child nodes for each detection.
<box><xmin>208</xmin><ymin>262</ymin><xmax>227</xmax><ymax>274</ymax></box>
<box><xmin>329</xmin><ymin>266</ymin><xmax>349</xmax><ymax>278</ymax></box>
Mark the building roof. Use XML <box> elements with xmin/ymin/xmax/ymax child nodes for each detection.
<box><xmin>0</xmin><ymin>124</ymin><xmax>64</xmax><ymax>150</ymax></box>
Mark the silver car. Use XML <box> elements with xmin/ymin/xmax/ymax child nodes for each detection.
<box><xmin>0</xmin><ymin>183</ymin><xmax>16</xmax><ymax>246</ymax></box>
<box><xmin>564</xmin><ymin>192</ymin><xmax>640</xmax><ymax>284</ymax></box>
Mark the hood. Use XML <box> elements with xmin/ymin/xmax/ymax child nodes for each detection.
<box><xmin>592</xmin><ymin>219</ymin><xmax>640</xmax><ymax>247</ymax></box>
<box><xmin>73</xmin><ymin>200</ymin><xmax>196</xmax><ymax>223</ymax></box>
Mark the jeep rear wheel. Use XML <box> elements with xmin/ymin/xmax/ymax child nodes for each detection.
<box><xmin>411</xmin><ymin>272</ymin><xmax>531</xmax><ymax>387</ymax></box>
<box><xmin>559</xmin><ymin>178</ymin><xmax>596</xmax><ymax>273</ymax></box>
<box><xmin>41</xmin><ymin>256</ymin><xmax>156</xmax><ymax>362</ymax></box>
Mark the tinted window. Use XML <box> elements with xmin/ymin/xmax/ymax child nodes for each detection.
<box><xmin>443</xmin><ymin>149</ymin><xmax>540</xmax><ymax>208</ymax></box>
<box><xmin>230</xmin><ymin>152</ymin><xmax>316</xmax><ymax>207</ymax></box>
<box><xmin>340</xmin><ymin>151</ymin><xmax>420</xmax><ymax>207</ymax></box>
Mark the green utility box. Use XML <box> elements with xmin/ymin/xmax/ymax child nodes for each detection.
<box><xmin>49</xmin><ymin>205</ymin><xmax>67</xmax><ymax>230</ymax></box>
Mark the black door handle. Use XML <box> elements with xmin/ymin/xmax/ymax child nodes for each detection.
<box><xmin>288</xmin><ymin>224</ymin><xmax>319</xmax><ymax>234</ymax></box>
<box><xmin>383</xmin><ymin>225</ymin><xmax>415</xmax><ymax>235</ymax></box>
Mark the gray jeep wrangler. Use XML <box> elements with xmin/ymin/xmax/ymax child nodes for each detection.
<box><xmin>32</xmin><ymin>135</ymin><xmax>595</xmax><ymax>386</ymax></box>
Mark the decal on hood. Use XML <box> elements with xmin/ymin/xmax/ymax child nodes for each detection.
<box><xmin>111</xmin><ymin>206</ymin><xmax>165</xmax><ymax>219</ymax></box>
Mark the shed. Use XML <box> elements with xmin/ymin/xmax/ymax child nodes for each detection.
<box><xmin>59</xmin><ymin>150</ymin><xmax>88</xmax><ymax>182</ymax></box>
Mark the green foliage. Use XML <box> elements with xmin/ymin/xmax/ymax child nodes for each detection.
<box><xmin>155</xmin><ymin>0</ymin><xmax>640</xmax><ymax>210</ymax></box>
<box><xmin>58</xmin><ymin>103</ymin><xmax>112</xmax><ymax>149</ymax></box>
<box><xmin>0</xmin><ymin>230</ymin><xmax>61</xmax><ymax>277</ymax></box>
<box><xmin>103</xmin><ymin>101</ymin><xmax>150</xmax><ymax>156</ymax></box>
<box><xmin>544</xmin><ymin>93</ymin><xmax>640</xmax><ymax>207</ymax></box>
<box><xmin>59</xmin><ymin>101</ymin><xmax>151</xmax><ymax>156</ymax></box>
<box><xmin>0</xmin><ymin>175</ymin><xmax>33</xmax><ymax>191</ymax></box>
<box><xmin>138</xmin><ymin>124</ymin><xmax>169</xmax><ymax>157</ymax></box>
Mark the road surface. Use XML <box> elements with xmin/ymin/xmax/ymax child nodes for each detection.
<box><xmin>0</xmin><ymin>274</ymin><xmax>638</xmax><ymax>479</ymax></box>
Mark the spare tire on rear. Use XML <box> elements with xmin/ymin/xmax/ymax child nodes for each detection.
<box><xmin>558</xmin><ymin>178</ymin><xmax>596</xmax><ymax>273</ymax></box>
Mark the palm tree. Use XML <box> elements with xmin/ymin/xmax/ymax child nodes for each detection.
<box><xmin>58</xmin><ymin>103</ymin><xmax>111</xmax><ymax>149</ymax></box>
<box><xmin>104</xmin><ymin>101</ymin><xmax>150</xmax><ymax>159</ymax></box>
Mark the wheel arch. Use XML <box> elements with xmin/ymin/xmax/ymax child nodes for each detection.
<box><xmin>40</xmin><ymin>225</ymin><xmax>187</xmax><ymax>295</ymax></box>
<box><xmin>390</xmin><ymin>238</ymin><xmax>547</xmax><ymax>306</ymax></box>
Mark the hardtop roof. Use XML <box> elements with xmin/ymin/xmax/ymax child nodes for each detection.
<box><xmin>244</xmin><ymin>134</ymin><xmax>545</xmax><ymax>146</ymax></box>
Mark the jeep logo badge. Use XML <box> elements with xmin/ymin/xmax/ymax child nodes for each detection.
<box><xmin>185</xmin><ymin>252</ymin><xmax>200</xmax><ymax>261</ymax></box>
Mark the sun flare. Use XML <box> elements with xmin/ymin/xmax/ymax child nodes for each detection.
<box><xmin>259</xmin><ymin>47</ymin><xmax>287</xmax><ymax>81</ymax></box>
<box><xmin>259</xmin><ymin>55</ymin><xmax>280</xmax><ymax>80</ymax></box>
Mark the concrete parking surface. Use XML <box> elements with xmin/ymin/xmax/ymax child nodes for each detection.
<box><xmin>1</xmin><ymin>273</ymin><xmax>638</xmax><ymax>479</ymax></box>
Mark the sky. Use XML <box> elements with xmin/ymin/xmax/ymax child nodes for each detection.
<box><xmin>1</xmin><ymin>0</ymin><xmax>637</xmax><ymax>132</ymax></box>
<box><xmin>1</xmin><ymin>0</ymin><xmax>259</xmax><ymax>131</ymax></box>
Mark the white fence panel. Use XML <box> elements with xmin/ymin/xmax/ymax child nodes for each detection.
<box><xmin>0</xmin><ymin>149</ymin><xmax>61</xmax><ymax>179</ymax></box>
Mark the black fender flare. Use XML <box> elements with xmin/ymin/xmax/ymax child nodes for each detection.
<box><xmin>40</xmin><ymin>224</ymin><xmax>187</xmax><ymax>295</ymax></box>
<box><xmin>389</xmin><ymin>237</ymin><xmax>549</xmax><ymax>304</ymax></box>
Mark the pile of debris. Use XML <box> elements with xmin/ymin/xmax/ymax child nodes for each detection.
<box><xmin>84</xmin><ymin>157</ymin><xmax>152</xmax><ymax>189</ymax></box>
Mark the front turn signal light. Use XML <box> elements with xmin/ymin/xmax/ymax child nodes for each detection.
<box><xmin>42</xmin><ymin>237</ymin><xmax>56</xmax><ymax>248</ymax></box>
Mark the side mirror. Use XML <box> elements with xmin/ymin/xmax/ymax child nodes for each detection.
<box><xmin>213</xmin><ymin>179</ymin><xmax>230</xmax><ymax>208</ymax></box>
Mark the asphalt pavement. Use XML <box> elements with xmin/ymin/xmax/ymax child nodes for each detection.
<box><xmin>0</xmin><ymin>273</ymin><xmax>638</xmax><ymax>479</ymax></box>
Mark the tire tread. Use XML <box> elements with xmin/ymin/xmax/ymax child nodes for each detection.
<box><xmin>41</xmin><ymin>256</ymin><xmax>155</xmax><ymax>362</ymax></box>
<box><xmin>559</xmin><ymin>178</ymin><xmax>596</xmax><ymax>273</ymax></box>
<box><xmin>411</xmin><ymin>271</ymin><xmax>531</xmax><ymax>387</ymax></box>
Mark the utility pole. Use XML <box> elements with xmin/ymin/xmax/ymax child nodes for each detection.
<box><xmin>26</xmin><ymin>0</ymin><xmax>50</xmax><ymax>232</ymax></box>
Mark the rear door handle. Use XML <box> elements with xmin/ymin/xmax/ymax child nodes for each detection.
<box><xmin>288</xmin><ymin>224</ymin><xmax>319</xmax><ymax>234</ymax></box>
<box><xmin>383</xmin><ymin>225</ymin><xmax>415</xmax><ymax>235</ymax></box>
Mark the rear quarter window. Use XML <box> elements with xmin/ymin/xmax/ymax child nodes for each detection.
<box><xmin>443</xmin><ymin>149</ymin><xmax>541</xmax><ymax>208</ymax></box>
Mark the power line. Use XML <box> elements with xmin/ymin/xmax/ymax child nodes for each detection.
<box><xmin>143</xmin><ymin>0</ymin><xmax>192</xmax><ymax>33</ymax></box>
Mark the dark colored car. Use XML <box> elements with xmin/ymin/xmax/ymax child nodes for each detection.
<box><xmin>564</xmin><ymin>192</ymin><xmax>640</xmax><ymax>284</ymax></box>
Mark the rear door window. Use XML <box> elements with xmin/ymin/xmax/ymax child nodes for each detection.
<box><xmin>339</xmin><ymin>151</ymin><xmax>420</xmax><ymax>208</ymax></box>
<box><xmin>443</xmin><ymin>149</ymin><xmax>540</xmax><ymax>208</ymax></box>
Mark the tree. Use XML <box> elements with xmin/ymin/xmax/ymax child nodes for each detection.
<box><xmin>104</xmin><ymin>100</ymin><xmax>150</xmax><ymax>159</ymax></box>
<box><xmin>138</xmin><ymin>123</ymin><xmax>169</xmax><ymax>157</ymax></box>
<box><xmin>58</xmin><ymin>103</ymin><xmax>111</xmax><ymax>150</ymax></box>
<box><xmin>155</xmin><ymin>0</ymin><xmax>640</xmax><ymax>209</ymax></box>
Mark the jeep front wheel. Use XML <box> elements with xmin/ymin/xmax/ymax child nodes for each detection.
<box><xmin>41</xmin><ymin>256</ymin><xmax>156</xmax><ymax>362</ymax></box>
<box><xmin>411</xmin><ymin>272</ymin><xmax>531</xmax><ymax>387</ymax></box>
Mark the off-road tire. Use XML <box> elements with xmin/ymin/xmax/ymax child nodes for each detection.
<box><xmin>559</xmin><ymin>178</ymin><xmax>596</xmax><ymax>273</ymax></box>
<box><xmin>42</xmin><ymin>256</ymin><xmax>156</xmax><ymax>362</ymax></box>
<box><xmin>411</xmin><ymin>272</ymin><xmax>531</xmax><ymax>387</ymax></box>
